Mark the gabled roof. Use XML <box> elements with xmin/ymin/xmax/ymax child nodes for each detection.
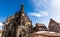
<box><xmin>49</xmin><ymin>18</ymin><xmax>57</xmax><ymax>23</ymax></box>
<box><xmin>36</xmin><ymin>23</ymin><xmax>45</xmax><ymax>27</ymax></box>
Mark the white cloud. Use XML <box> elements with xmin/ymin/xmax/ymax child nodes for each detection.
<box><xmin>0</xmin><ymin>23</ymin><xmax>3</xmax><ymax>26</ymax></box>
<box><xmin>30</xmin><ymin>11</ymin><xmax>48</xmax><ymax>17</ymax></box>
<box><xmin>29</xmin><ymin>0</ymin><xmax>60</xmax><ymax>27</ymax></box>
<box><xmin>32</xmin><ymin>0</ymin><xmax>60</xmax><ymax>22</ymax></box>
<box><xmin>40</xmin><ymin>11</ymin><xmax>48</xmax><ymax>16</ymax></box>
<box><xmin>50</xmin><ymin>0</ymin><xmax>60</xmax><ymax>7</ymax></box>
<box><xmin>49</xmin><ymin>0</ymin><xmax>60</xmax><ymax>23</ymax></box>
<box><xmin>30</xmin><ymin>12</ymin><xmax>41</xmax><ymax>17</ymax></box>
<box><xmin>32</xmin><ymin>0</ymin><xmax>49</xmax><ymax>10</ymax></box>
<box><xmin>32</xmin><ymin>0</ymin><xmax>48</xmax><ymax>7</ymax></box>
<box><xmin>29</xmin><ymin>0</ymin><xmax>49</xmax><ymax>17</ymax></box>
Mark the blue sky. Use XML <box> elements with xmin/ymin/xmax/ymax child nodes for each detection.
<box><xmin>0</xmin><ymin>0</ymin><xmax>60</xmax><ymax>30</ymax></box>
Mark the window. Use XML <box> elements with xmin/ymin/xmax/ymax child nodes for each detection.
<box><xmin>21</xmin><ymin>19</ymin><xmax>25</xmax><ymax>25</ymax></box>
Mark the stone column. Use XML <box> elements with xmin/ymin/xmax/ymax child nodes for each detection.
<box><xmin>16</xmin><ymin>29</ymin><xmax>21</xmax><ymax>37</ymax></box>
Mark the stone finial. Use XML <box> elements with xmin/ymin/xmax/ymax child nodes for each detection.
<box><xmin>20</xmin><ymin>3</ymin><xmax>24</xmax><ymax>11</ymax></box>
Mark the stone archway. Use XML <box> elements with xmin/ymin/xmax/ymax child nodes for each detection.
<box><xmin>19</xmin><ymin>35</ymin><xmax>22</xmax><ymax>37</ymax></box>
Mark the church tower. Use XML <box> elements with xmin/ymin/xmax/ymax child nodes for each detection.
<box><xmin>16</xmin><ymin>4</ymin><xmax>33</xmax><ymax>37</ymax></box>
<box><xmin>2</xmin><ymin>4</ymin><xmax>33</xmax><ymax>37</ymax></box>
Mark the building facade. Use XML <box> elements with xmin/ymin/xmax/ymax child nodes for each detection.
<box><xmin>2</xmin><ymin>4</ymin><xmax>33</xmax><ymax>37</ymax></box>
<box><xmin>33</xmin><ymin>23</ymin><xmax>47</xmax><ymax>32</ymax></box>
<box><xmin>0</xmin><ymin>30</ymin><xmax>2</xmax><ymax>37</ymax></box>
<box><xmin>48</xmin><ymin>19</ymin><xmax>60</xmax><ymax>32</ymax></box>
